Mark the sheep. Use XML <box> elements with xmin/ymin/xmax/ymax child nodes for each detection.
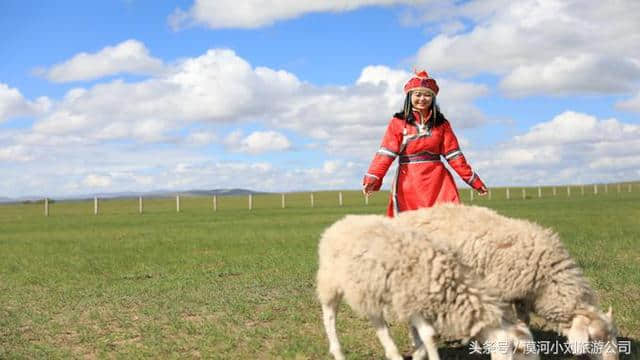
<box><xmin>396</xmin><ymin>203</ymin><xmax>619</xmax><ymax>360</ymax></box>
<box><xmin>316</xmin><ymin>214</ymin><xmax>539</xmax><ymax>360</ymax></box>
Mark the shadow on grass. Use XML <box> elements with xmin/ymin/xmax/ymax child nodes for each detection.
<box><xmin>401</xmin><ymin>330</ymin><xmax>639</xmax><ymax>360</ymax></box>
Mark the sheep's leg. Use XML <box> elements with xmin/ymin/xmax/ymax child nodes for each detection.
<box><xmin>409</xmin><ymin>324</ymin><xmax>424</xmax><ymax>349</ymax></box>
<box><xmin>410</xmin><ymin>314</ymin><xmax>440</xmax><ymax>360</ymax></box>
<box><xmin>370</xmin><ymin>315</ymin><xmax>403</xmax><ymax>360</ymax></box>
<box><xmin>321</xmin><ymin>301</ymin><xmax>345</xmax><ymax>360</ymax></box>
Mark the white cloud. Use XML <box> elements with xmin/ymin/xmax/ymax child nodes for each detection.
<box><xmin>83</xmin><ymin>174</ymin><xmax>112</xmax><ymax>187</ymax></box>
<box><xmin>474</xmin><ymin>111</ymin><xmax>640</xmax><ymax>185</ymax></box>
<box><xmin>0</xmin><ymin>145</ymin><xmax>33</xmax><ymax>162</ymax></box>
<box><xmin>30</xmin><ymin>48</ymin><xmax>488</xmax><ymax>155</ymax></box>
<box><xmin>169</xmin><ymin>0</ymin><xmax>424</xmax><ymax>30</ymax></box>
<box><xmin>0</xmin><ymin>83</ymin><xmax>50</xmax><ymax>122</ymax></box>
<box><xmin>43</xmin><ymin>39</ymin><xmax>165</xmax><ymax>82</ymax></box>
<box><xmin>616</xmin><ymin>92</ymin><xmax>640</xmax><ymax>113</ymax></box>
<box><xmin>501</xmin><ymin>55</ymin><xmax>640</xmax><ymax>96</ymax></box>
<box><xmin>185</xmin><ymin>130</ymin><xmax>217</xmax><ymax>145</ymax></box>
<box><xmin>229</xmin><ymin>130</ymin><xmax>292</xmax><ymax>154</ymax></box>
<box><xmin>414</xmin><ymin>0</ymin><xmax>640</xmax><ymax>96</ymax></box>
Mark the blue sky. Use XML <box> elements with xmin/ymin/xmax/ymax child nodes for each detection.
<box><xmin>1</xmin><ymin>0</ymin><xmax>640</xmax><ymax>198</ymax></box>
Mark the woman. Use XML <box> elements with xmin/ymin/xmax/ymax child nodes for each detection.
<box><xmin>362</xmin><ymin>70</ymin><xmax>488</xmax><ymax>217</ymax></box>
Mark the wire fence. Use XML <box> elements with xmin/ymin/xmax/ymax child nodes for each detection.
<box><xmin>2</xmin><ymin>182</ymin><xmax>638</xmax><ymax>217</ymax></box>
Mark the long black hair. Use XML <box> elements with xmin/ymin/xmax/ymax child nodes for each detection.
<box><xmin>393</xmin><ymin>91</ymin><xmax>446</xmax><ymax>127</ymax></box>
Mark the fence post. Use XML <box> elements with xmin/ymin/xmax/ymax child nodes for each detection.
<box><xmin>139</xmin><ymin>196</ymin><xmax>143</xmax><ymax>214</ymax></box>
<box><xmin>488</xmin><ymin>189</ymin><xmax>492</xmax><ymax>200</ymax></box>
<box><xmin>44</xmin><ymin>198</ymin><xmax>49</xmax><ymax>217</ymax></box>
<box><xmin>522</xmin><ymin>188</ymin><xmax>526</xmax><ymax>199</ymax></box>
<box><xmin>310</xmin><ymin>193</ymin><xmax>315</xmax><ymax>208</ymax></box>
<box><xmin>617</xmin><ymin>184</ymin><xmax>621</xmax><ymax>193</ymax></box>
<box><xmin>281</xmin><ymin>193</ymin><xmax>285</xmax><ymax>209</ymax></box>
<box><xmin>605</xmin><ymin>184</ymin><xmax>608</xmax><ymax>193</ymax></box>
<box><xmin>506</xmin><ymin>188</ymin><xmax>510</xmax><ymax>200</ymax></box>
<box><xmin>249</xmin><ymin>194</ymin><xmax>253</xmax><ymax>210</ymax></box>
<box><xmin>365</xmin><ymin>194</ymin><xmax>369</xmax><ymax>205</ymax></box>
<box><xmin>594</xmin><ymin>184</ymin><xmax>598</xmax><ymax>195</ymax></box>
<box><xmin>538</xmin><ymin>186</ymin><xmax>542</xmax><ymax>198</ymax></box>
<box><xmin>213</xmin><ymin>195</ymin><xmax>217</xmax><ymax>211</ymax></box>
<box><xmin>339</xmin><ymin>192</ymin><xmax>343</xmax><ymax>206</ymax></box>
<box><xmin>470</xmin><ymin>189</ymin><xmax>474</xmax><ymax>201</ymax></box>
<box><xmin>567</xmin><ymin>186</ymin><xmax>570</xmax><ymax>197</ymax></box>
<box><xmin>94</xmin><ymin>197</ymin><xmax>99</xmax><ymax>215</ymax></box>
<box><xmin>552</xmin><ymin>186</ymin><xmax>556</xmax><ymax>196</ymax></box>
<box><xmin>176</xmin><ymin>195</ymin><xmax>180</xmax><ymax>212</ymax></box>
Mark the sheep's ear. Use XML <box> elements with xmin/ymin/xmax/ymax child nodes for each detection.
<box><xmin>566</xmin><ymin>315</ymin><xmax>590</xmax><ymax>355</ymax></box>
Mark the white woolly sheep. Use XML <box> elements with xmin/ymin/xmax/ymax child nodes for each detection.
<box><xmin>316</xmin><ymin>214</ymin><xmax>539</xmax><ymax>360</ymax></box>
<box><xmin>396</xmin><ymin>204</ymin><xmax>619</xmax><ymax>360</ymax></box>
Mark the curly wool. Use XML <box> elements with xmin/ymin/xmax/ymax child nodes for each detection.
<box><xmin>396</xmin><ymin>204</ymin><xmax>598</xmax><ymax>326</ymax></box>
<box><xmin>316</xmin><ymin>214</ymin><xmax>505</xmax><ymax>341</ymax></box>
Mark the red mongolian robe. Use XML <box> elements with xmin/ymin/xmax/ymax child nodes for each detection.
<box><xmin>364</xmin><ymin>112</ymin><xmax>486</xmax><ymax>217</ymax></box>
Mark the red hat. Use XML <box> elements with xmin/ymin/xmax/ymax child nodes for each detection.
<box><xmin>403</xmin><ymin>69</ymin><xmax>439</xmax><ymax>95</ymax></box>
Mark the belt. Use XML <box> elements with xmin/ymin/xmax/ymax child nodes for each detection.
<box><xmin>399</xmin><ymin>152</ymin><xmax>441</xmax><ymax>164</ymax></box>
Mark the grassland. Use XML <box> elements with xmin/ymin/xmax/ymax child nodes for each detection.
<box><xmin>0</xmin><ymin>188</ymin><xmax>638</xmax><ymax>359</ymax></box>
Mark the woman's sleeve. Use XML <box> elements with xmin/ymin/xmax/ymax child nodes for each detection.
<box><xmin>363</xmin><ymin>119</ymin><xmax>402</xmax><ymax>190</ymax></box>
<box><xmin>441</xmin><ymin>121</ymin><xmax>487</xmax><ymax>190</ymax></box>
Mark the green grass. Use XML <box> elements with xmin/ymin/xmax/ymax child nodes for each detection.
<box><xmin>0</xmin><ymin>189</ymin><xmax>639</xmax><ymax>359</ymax></box>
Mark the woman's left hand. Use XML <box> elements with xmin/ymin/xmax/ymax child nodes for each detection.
<box><xmin>477</xmin><ymin>186</ymin><xmax>488</xmax><ymax>196</ymax></box>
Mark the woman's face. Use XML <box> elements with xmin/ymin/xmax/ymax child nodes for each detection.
<box><xmin>410</xmin><ymin>91</ymin><xmax>434</xmax><ymax>112</ymax></box>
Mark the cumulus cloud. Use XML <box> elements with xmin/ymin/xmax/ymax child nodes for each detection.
<box><xmin>42</xmin><ymin>39</ymin><xmax>165</xmax><ymax>82</ymax></box>
<box><xmin>185</xmin><ymin>130</ymin><xmax>217</xmax><ymax>146</ymax></box>
<box><xmin>225</xmin><ymin>130</ymin><xmax>292</xmax><ymax>154</ymax></box>
<box><xmin>0</xmin><ymin>84</ymin><xmax>50</xmax><ymax>123</ymax></box>
<box><xmin>615</xmin><ymin>92</ymin><xmax>640</xmax><ymax>113</ymax></box>
<box><xmin>30</xmin><ymin>48</ymin><xmax>488</xmax><ymax>156</ymax></box>
<box><xmin>83</xmin><ymin>174</ymin><xmax>112</xmax><ymax>187</ymax></box>
<box><xmin>414</xmin><ymin>0</ymin><xmax>640</xmax><ymax>96</ymax></box>
<box><xmin>0</xmin><ymin>145</ymin><xmax>33</xmax><ymax>162</ymax></box>
<box><xmin>474</xmin><ymin>111</ymin><xmax>640</xmax><ymax>185</ymax></box>
<box><xmin>169</xmin><ymin>0</ymin><xmax>424</xmax><ymax>30</ymax></box>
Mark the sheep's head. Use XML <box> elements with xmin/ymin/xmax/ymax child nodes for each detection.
<box><xmin>565</xmin><ymin>306</ymin><xmax>618</xmax><ymax>360</ymax></box>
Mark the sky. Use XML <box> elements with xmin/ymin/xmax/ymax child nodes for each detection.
<box><xmin>1</xmin><ymin>0</ymin><xmax>640</xmax><ymax>198</ymax></box>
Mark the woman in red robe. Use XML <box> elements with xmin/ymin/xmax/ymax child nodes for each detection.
<box><xmin>363</xmin><ymin>70</ymin><xmax>488</xmax><ymax>217</ymax></box>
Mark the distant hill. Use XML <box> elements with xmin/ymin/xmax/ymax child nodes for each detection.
<box><xmin>0</xmin><ymin>189</ymin><xmax>266</xmax><ymax>204</ymax></box>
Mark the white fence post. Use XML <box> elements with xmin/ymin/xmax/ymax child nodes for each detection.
<box><xmin>365</xmin><ymin>194</ymin><xmax>369</xmax><ymax>205</ymax></box>
<box><xmin>139</xmin><ymin>196</ymin><xmax>143</xmax><ymax>214</ymax></box>
<box><xmin>94</xmin><ymin>197</ymin><xmax>99</xmax><ymax>215</ymax></box>
<box><xmin>213</xmin><ymin>195</ymin><xmax>217</xmax><ymax>211</ymax></box>
<box><xmin>249</xmin><ymin>194</ymin><xmax>253</xmax><ymax>210</ymax></box>
<box><xmin>522</xmin><ymin>188</ymin><xmax>526</xmax><ymax>200</ymax></box>
<box><xmin>506</xmin><ymin>188</ymin><xmax>510</xmax><ymax>200</ymax></box>
<box><xmin>44</xmin><ymin>198</ymin><xmax>49</xmax><ymax>217</ymax></box>
<box><xmin>176</xmin><ymin>195</ymin><xmax>181</xmax><ymax>212</ymax></box>
<box><xmin>339</xmin><ymin>191</ymin><xmax>343</xmax><ymax>206</ymax></box>
<box><xmin>605</xmin><ymin>184</ymin><xmax>608</xmax><ymax>193</ymax></box>
<box><xmin>566</xmin><ymin>186</ymin><xmax>570</xmax><ymax>197</ymax></box>
<box><xmin>310</xmin><ymin>193</ymin><xmax>315</xmax><ymax>208</ymax></box>
<box><xmin>552</xmin><ymin>186</ymin><xmax>557</xmax><ymax>196</ymax></box>
<box><xmin>594</xmin><ymin>184</ymin><xmax>598</xmax><ymax>195</ymax></box>
<box><xmin>470</xmin><ymin>189</ymin><xmax>474</xmax><ymax>201</ymax></box>
<box><xmin>281</xmin><ymin>193</ymin><xmax>285</xmax><ymax>209</ymax></box>
<box><xmin>538</xmin><ymin>186</ymin><xmax>542</xmax><ymax>198</ymax></box>
<box><xmin>488</xmin><ymin>189</ymin><xmax>492</xmax><ymax>200</ymax></box>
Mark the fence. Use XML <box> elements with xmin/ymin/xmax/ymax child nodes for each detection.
<box><xmin>8</xmin><ymin>182</ymin><xmax>638</xmax><ymax>216</ymax></box>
